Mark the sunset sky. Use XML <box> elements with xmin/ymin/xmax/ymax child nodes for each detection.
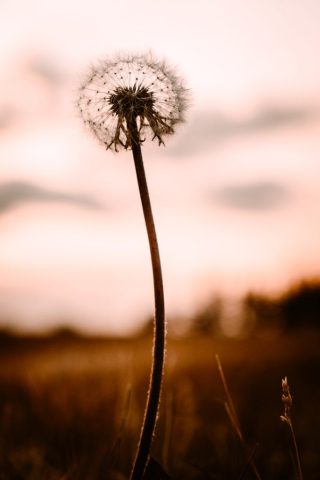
<box><xmin>1</xmin><ymin>0</ymin><xmax>320</xmax><ymax>334</ymax></box>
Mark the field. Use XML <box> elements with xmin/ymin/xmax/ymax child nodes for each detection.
<box><xmin>0</xmin><ymin>329</ymin><xmax>320</xmax><ymax>480</ymax></box>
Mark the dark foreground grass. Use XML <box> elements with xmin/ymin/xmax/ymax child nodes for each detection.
<box><xmin>0</xmin><ymin>329</ymin><xmax>320</xmax><ymax>479</ymax></box>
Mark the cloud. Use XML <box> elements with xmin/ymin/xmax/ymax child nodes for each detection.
<box><xmin>213</xmin><ymin>182</ymin><xmax>290</xmax><ymax>211</ymax></box>
<box><xmin>0</xmin><ymin>181</ymin><xmax>104</xmax><ymax>214</ymax></box>
<box><xmin>28</xmin><ymin>55</ymin><xmax>66</xmax><ymax>85</ymax></box>
<box><xmin>167</xmin><ymin>106</ymin><xmax>318</xmax><ymax>156</ymax></box>
<box><xmin>0</xmin><ymin>106</ymin><xmax>16</xmax><ymax>130</ymax></box>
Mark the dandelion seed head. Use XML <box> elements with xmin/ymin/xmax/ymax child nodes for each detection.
<box><xmin>77</xmin><ymin>51</ymin><xmax>190</xmax><ymax>151</ymax></box>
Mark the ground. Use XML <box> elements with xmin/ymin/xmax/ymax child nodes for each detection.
<box><xmin>0</xmin><ymin>329</ymin><xmax>319</xmax><ymax>479</ymax></box>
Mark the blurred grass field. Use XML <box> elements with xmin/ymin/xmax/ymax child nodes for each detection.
<box><xmin>1</xmin><ymin>328</ymin><xmax>320</xmax><ymax>480</ymax></box>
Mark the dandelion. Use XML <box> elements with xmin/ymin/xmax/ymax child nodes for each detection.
<box><xmin>77</xmin><ymin>52</ymin><xmax>190</xmax><ymax>480</ymax></box>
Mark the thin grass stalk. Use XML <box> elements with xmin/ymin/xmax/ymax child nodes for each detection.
<box><xmin>216</xmin><ymin>355</ymin><xmax>240</xmax><ymax>430</ymax></box>
<box><xmin>101</xmin><ymin>387</ymin><xmax>131</xmax><ymax>479</ymax></box>
<box><xmin>162</xmin><ymin>391</ymin><xmax>173</xmax><ymax>471</ymax></box>
<box><xmin>237</xmin><ymin>443</ymin><xmax>259</xmax><ymax>480</ymax></box>
<box><xmin>289</xmin><ymin>449</ymin><xmax>300</xmax><ymax>480</ymax></box>
<box><xmin>216</xmin><ymin>355</ymin><xmax>262</xmax><ymax>480</ymax></box>
<box><xmin>289</xmin><ymin>424</ymin><xmax>303</xmax><ymax>480</ymax></box>
<box><xmin>281</xmin><ymin>377</ymin><xmax>303</xmax><ymax>480</ymax></box>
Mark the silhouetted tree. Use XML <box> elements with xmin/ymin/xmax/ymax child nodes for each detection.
<box><xmin>243</xmin><ymin>279</ymin><xmax>320</xmax><ymax>333</ymax></box>
<box><xmin>242</xmin><ymin>292</ymin><xmax>284</xmax><ymax>334</ymax></box>
<box><xmin>279</xmin><ymin>280</ymin><xmax>320</xmax><ymax>330</ymax></box>
<box><xmin>191</xmin><ymin>297</ymin><xmax>223</xmax><ymax>336</ymax></box>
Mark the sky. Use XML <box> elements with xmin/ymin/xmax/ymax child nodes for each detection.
<box><xmin>1</xmin><ymin>0</ymin><xmax>320</xmax><ymax>334</ymax></box>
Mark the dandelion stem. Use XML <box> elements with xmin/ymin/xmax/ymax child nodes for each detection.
<box><xmin>129</xmin><ymin>119</ymin><xmax>165</xmax><ymax>480</ymax></box>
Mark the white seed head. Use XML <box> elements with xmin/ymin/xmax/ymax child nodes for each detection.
<box><xmin>77</xmin><ymin>51</ymin><xmax>190</xmax><ymax>152</ymax></box>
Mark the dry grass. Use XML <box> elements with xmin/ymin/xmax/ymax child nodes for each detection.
<box><xmin>280</xmin><ymin>377</ymin><xmax>303</xmax><ymax>480</ymax></box>
<box><xmin>0</xmin><ymin>330</ymin><xmax>320</xmax><ymax>479</ymax></box>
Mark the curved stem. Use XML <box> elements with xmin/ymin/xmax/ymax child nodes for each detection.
<box><xmin>129</xmin><ymin>126</ymin><xmax>166</xmax><ymax>480</ymax></box>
